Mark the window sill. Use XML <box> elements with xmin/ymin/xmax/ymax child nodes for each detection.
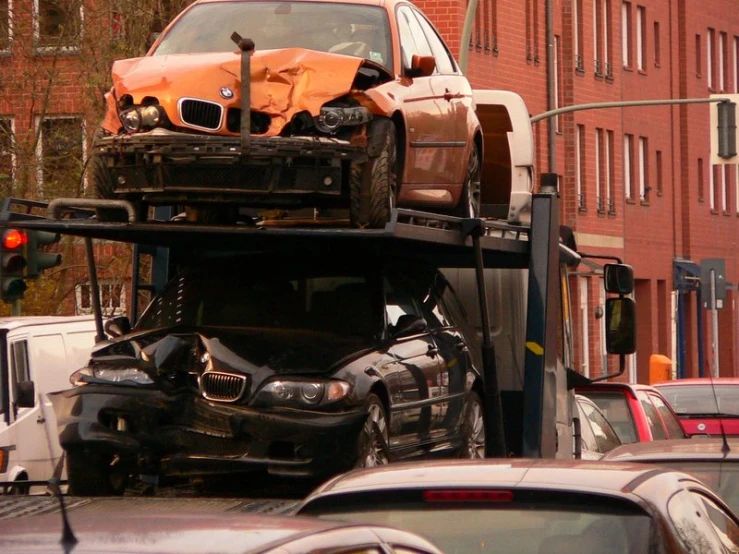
<box><xmin>723</xmin><ymin>210</ymin><xmax>732</xmax><ymax>216</ymax></box>
<box><xmin>656</xmin><ymin>190</ymin><xmax>663</xmax><ymax>197</ymax></box>
<box><xmin>608</xmin><ymin>211</ymin><xmax>617</xmax><ymax>217</ymax></box>
<box><xmin>625</xmin><ymin>198</ymin><xmax>637</xmax><ymax>205</ymax></box>
<box><xmin>597</xmin><ymin>209</ymin><xmax>607</xmax><ymax>216</ymax></box>
<box><xmin>623</xmin><ymin>65</ymin><xmax>634</xmax><ymax>72</ymax></box>
<box><xmin>710</xmin><ymin>209</ymin><xmax>719</xmax><ymax>215</ymax></box>
<box><xmin>578</xmin><ymin>206</ymin><xmax>588</xmax><ymax>214</ymax></box>
<box><xmin>575</xmin><ymin>67</ymin><xmax>586</xmax><ymax>76</ymax></box>
<box><xmin>638</xmin><ymin>69</ymin><xmax>648</xmax><ymax>76</ymax></box>
<box><xmin>654</xmin><ymin>62</ymin><xmax>661</xmax><ymax>68</ymax></box>
<box><xmin>640</xmin><ymin>200</ymin><xmax>650</xmax><ymax>206</ymax></box>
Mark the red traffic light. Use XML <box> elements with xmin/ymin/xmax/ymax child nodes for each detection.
<box><xmin>2</xmin><ymin>229</ymin><xmax>28</xmax><ymax>250</ymax></box>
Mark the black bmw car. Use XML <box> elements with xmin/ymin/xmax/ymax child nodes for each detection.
<box><xmin>51</xmin><ymin>254</ymin><xmax>486</xmax><ymax>495</ymax></box>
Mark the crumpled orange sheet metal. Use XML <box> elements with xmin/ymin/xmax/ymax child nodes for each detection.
<box><xmin>110</xmin><ymin>49</ymin><xmax>369</xmax><ymax>137</ymax></box>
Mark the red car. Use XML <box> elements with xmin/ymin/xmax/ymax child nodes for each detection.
<box><xmin>576</xmin><ymin>383</ymin><xmax>686</xmax><ymax>444</ymax></box>
<box><xmin>654</xmin><ymin>378</ymin><xmax>739</xmax><ymax>437</ymax></box>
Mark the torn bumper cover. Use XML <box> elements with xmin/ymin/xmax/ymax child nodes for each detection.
<box><xmin>95</xmin><ymin>129</ymin><xmax>368</xmax><ymax>205</ymax></box>
<box><xmin>50</xmin><ymin>385</ymin><xmax>366</xmax><ymax>478</ymax></box>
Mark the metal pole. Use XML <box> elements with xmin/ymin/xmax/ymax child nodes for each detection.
<box><xmin>11</xmin><ymin>299</ymin><xmax>20</xmax><ymax>317</ymax></box>
<box><xmin>85</xmin><ymin>238</ymin><xmax>106</xmax><ymax>343</ymax></box>
<box><xmin>458</xmin><ymin>0</ymin><xmax>478</xmax><ymax>73</ymax></box>
<box><xmin>711</xmin><ymin>270</ymin><xmax>720</xmax><ymax>378</ymax></box>
<box><xmin>697</xmin><ymin>289</ymin><xmax>705</xmax><ymax>378</ymax></box>
<box><xmin>545</xmin><ymin>0</ymin><xmax>555</xmax><ymax>172</ymax></box>
<box><xmin>531</xmin><ymin>97</ymin><xmax>733</xmax><ymax>123</ymax></box>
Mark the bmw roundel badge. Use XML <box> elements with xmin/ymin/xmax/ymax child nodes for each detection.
<box><xmin>219</xmin><ymin>87</ymin><xmax>234</xmax><ymax>99</ymax></box>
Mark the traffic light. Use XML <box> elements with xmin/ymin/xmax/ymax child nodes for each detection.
<box><xmin>0</xmin><ymin>229</ymin><xmax>28</xmax><ymax>302</ymax></box>
<box><xmin>25</xmin><ymin>230</ymin><xmax>62</xmax><ymax>279</ymax></box>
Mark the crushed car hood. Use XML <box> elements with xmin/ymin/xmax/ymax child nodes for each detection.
<box><xmin>93</xmin><ymin>327</ymin><xmax>373</xmax><ymax>378</ymax></box>
<box><xmin>112</xmin><ymin>49</ymin><xmax>378</xmax><ymax>136</ymax></box>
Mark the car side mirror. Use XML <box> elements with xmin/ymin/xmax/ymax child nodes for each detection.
<box><xmin>604</xmin><ymin>263</ymin><xmax>634</xmax><ymax>294</ymax></box>
<box><xmin>17</xmin><ymin>380</ymin><xmax>35</xmax><ymax>409</ymax></box>
<box><xmin>392</xmin><ymin>314</ymin><xmax>428</xmax><ymax>337</ymax></box>
<box><xmin>104</xmin><ymin>316</ymin><xmax>131</xmax><ymax>338</ymax></box>
<box><xmin>404</xmin><ymin>54</ymin><xmax>436</xmax><ymax>78</ymax></box>
<box><xmin>606</xmin><ymin>297</ymin><xmax>636</xmax><ymax>355</ymax></box>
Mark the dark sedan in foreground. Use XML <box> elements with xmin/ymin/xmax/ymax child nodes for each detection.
<box><xmin>603</xmin><ymin>438</ymin><xmax>739</xmax><ymax>515</ymax></box>
<box><xmin>0</xmin><ymin>511</ymin><xmax>445</xmax><ymax>554</ymax></box>
<box><xmin>296</xmin><ymin>459</ymin><xmax>739</xmax><ymax>553</ymax></box>
<box><xmin>51</xmin><ymin>254</ymin><xmax>486</xmax><ymax>495</ymax></box>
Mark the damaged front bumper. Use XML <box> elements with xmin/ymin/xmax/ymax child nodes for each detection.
<box><xmin>94</xmin><ymin>129</ymin><xmax>368</xmax><ymax>206</ymax></box>
<box><xmin>50</xmin><ymin>385</ymin><xmax>366</xmax><ymax>479</ymax></box>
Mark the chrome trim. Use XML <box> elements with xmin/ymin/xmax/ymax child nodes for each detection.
<box><xmin>177</xmin><ymin>97</ymin><xmax>224</xmax><ymax>132</ymax></box>
<box><xmin>409</xmin><ymin>140</ymin><xmax>467</xmax><ymax>147</ymax></box>
<box><xmin>199</xmin><ymin>371</ymin><xmax>248</xmax><ymax>402</ymax></box>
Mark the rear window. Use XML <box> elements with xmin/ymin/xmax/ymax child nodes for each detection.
<box><xmin>300</xmin><ymin>490</ymin><xmax>655</xmax><ymax>554</ymax></box>
<box><xmin>656</xmin><ymin>461</ymin><xmax>739</xmax><ymax>515</ymax></box>
<box><xmin>657</xmin><ymin>385</ymin><xmax>739</xmax><ymax>416</ymax></box>
<box><xmin>579</xmin><ymin>391</ymin><xmax>638</xmax><ymax>444</ymax></box>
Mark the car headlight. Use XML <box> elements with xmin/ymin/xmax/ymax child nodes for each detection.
<box><xmin>70</xmin><ymin>367</ymin><xmax>154</xmax><ymax>386</ymax></box>
<box><xmin>252</xmin><ymin>379</ymin><xmax>351</xmax><ymax>407</ymax></box>
<box><xmin>315</xmin><ymin>106</ymin><xmax>372</xmax><ymax>133</ymax></box>
<box><xmin>120</xmin><ymin>105</ymin><xmax>166</xmax><ymax>133</ymax></box>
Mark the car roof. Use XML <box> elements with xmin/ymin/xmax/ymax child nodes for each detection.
<box><xmin>194</xmin><ymin>0</ymin><xmax>389</xmax><ymax>8</ymax></box>
<box><xmin>303</xmin><ymin>459</ymin><xmax>683</xmax><ymax>500</ymax></box>
<box><xmin>603</xmin><ymin>438</ymin><xmax>739</xmax><ymax>461</ymax></box>
<box><xmin>654</xmin><ymin>378</ymin><xmax>739</xmax><ymax>387</ymax></box>
<box><xmin>577</xmin><ymin>382</ymin><xmax>659</xmax><ymax>393</ymax></box>
<box><xmin>0</xmin><ymin>511</ymin><xmax>413</xmax><ymax>554</ymax></box>
<box><xmin>0</xmin><ymin>315</ymin><xmax>95</xmax><ymax>331</ymax></box>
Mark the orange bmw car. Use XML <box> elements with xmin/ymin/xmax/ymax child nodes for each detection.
<box><xmin>91</xmin><ymin>0</ymin><xmax>483</xmax><ymax>226</ymax></box>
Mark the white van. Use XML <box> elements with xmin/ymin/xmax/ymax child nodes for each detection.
<box><xmin>0</xmin><ymin>316</ymin><xmax>97</xmax><ymax>493</ymax></box>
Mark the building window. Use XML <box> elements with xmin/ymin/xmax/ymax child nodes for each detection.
<box><xmin>735</xmin><ymin>163</ymin><xmax>739</xmax><ymax>213</ymax></box>
<box><xmin>621</xmin><ymin>2</ymin><xmax>632</xmax><ymax>68</ymax></box>
<box><xmin>0</xmin><ymin>119</ymin><xmax>12</xmax><ymax>195</ymax></box>
<box><xmin>638</xmin><ymin>137</ymin><xmax>648</xmax><ymax>201</ymax></box>
<box><xmin>577</xmin><ymin>124</ymin><xmax>586</xmax><ymax>209</ymax></box>
<box><xmin>656</xmin><ymin>150</ymin><xmax>663</xmax><ymax>195</ymax></box>
<box><xmin>595</xmin><ymin>128</ymin><xmax>602</xmax><ymax>210</ymax></box>
<box><xmin>624</xmin><ymin>134</ymin><xmax>633</xmax><ymax>200</ymax></box>
<box><xmin>696</xmin><ymin>34</ymin><xmax>702</xmax><ymax>77</ymax></box>
<box><xmin>0</xmin><ymin>0</ymin><xmax>10</xmax><ymax>52</ymax></box>
<box><xmin>636</xmin><ymin>6</ymin><xmax>646</xmax><ymax>71</ymax></box>
<box><xmin>654</xmin><ymin>21</ymin><xmax>660</xmax><ymax>66</ymax></box>
<box><xmin>708</xmin><ymin>28</ymin><xmax>715</xmax><ymax>89</ymax></box>
<box><xmin>719</xmin><ymin>32</ymin><xmax>727</xmax><ymax>91</ymax></box>
<box><xmin>698</xmin><ymin>158</ymin><xmax>704</xmax><ymax>202</ymax></box>
<box><xmin>471</xmin><ymin>0</ymin><xmax>497</xmax><ymax>54</ymax></box>
<box><xmin>734</xmin><ymin>36</ymin><xmax>739</xmax><ymax>92</ymax></box>
<box><xmin>525</xmin><ymin>0</ymin><xmax>539</xmax><ymax>61</ymax></box>
<box><xmin>36</xmin><ymin>116</ymin><xmax>84</xmax><ymax>199</ymax></box>
<box><xmin>722</xmin><ymin>165</ymin><xmax>728</xmax><ymax>212</ymax></box>
<box><xmin>574</xmin><ymin>0</ymin><xmax>584</xmax><ymax>70</ymax></box>
<box><xmin>593</xmin><ymin>0</ymin><xmax>610</xmax><ymax>76</ymax></box>
<box><xmin>34</xmin><ymin>0</ymin><xmax>83</xmax><ymax>51</ymax></box>
<box><xmin>75</xmin><ymin>281</ymin><xmax>127</xmax><ymax>317</ymax></box>
<box><xmin>710</xmin><ymin>165</ymin><xmax>717</xmax><ymax>211</ymax></box>
<box><xmin>606</xmin><ymin>130</ymin><xmax>615</xmax><ymax>212</ymax></box>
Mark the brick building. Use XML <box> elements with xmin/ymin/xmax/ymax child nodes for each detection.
<box><xmin>1</xmin><ymin>0</ymin><xmax>738</xmax><ymax>379</ymax></box>
<box><xmin>414</xmin><ymin>0</ymin><xmax>739</xmax><ymax>380</ymax></box>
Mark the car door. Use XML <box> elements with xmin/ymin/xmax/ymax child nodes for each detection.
<box><xmin>381</xmin><ymin>272</ymin><xmax>442</xmax><ymax>452</ymax></box>
<box><xmin>395</xmin><ymin>5</ymin><xmax>457</xmax><ymax>188</ymax></box>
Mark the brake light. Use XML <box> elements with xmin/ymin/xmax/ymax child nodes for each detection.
<box><xmin>423</xmin><ymin>490</ymin><xmax>514</xmax><ymax>502</ymax></box>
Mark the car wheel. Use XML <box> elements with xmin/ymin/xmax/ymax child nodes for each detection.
<box><xmin>89</xmin><ymin>152</ymin><xmax>129</xmax><ymax>223</ymax></box>
<box><xmin>349</xmin><ymin>121</ymin><xmax>398</xmax><ymax>229</ymax></box>
<box><xmin>67</xmin><ymin>450</ymin><xmax>128</xmax><ymax>496</ymax></box>
<box><xmin>355</xmin><ymin>393</ymin><xmax>390</xmax><ymax>468</ymax></box>
<box><xmin>453</xmin><ymin>142</ymin><xmax>481</xmax><ymax>218</ymax></box>
<box><xmin>459</xmin><ymin>391</ymin><xmax>486</xmax><ymax>459</ymax></box>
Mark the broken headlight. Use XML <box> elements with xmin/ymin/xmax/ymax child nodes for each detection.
<box><xmin>120</xmin><ymin>105</ymin><xmax>166</xmax><ymax>133</ymax></box>
<box><xmin>70</xmin><ymin>367</ymin><xmax>154</xmax><ymax>386</ymax></box>
<box><xmin>252</xmin><ymin>379</ymin><xmax>351</xmax><ymax>408</ymax></box>
<box><xmin>315</xmin><ymin>106</ymin><xmax>372</xmax><ymax>134</ymax></box>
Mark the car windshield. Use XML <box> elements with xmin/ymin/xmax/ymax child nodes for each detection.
<box><xmin>581</xmin><ymin>391</ymin><xmax>639</xmax><ymax>443</ymax></box>
<box><xmin>135</xmin><ymin>263</ymin><xmax>382</xmax><ymax>339</ymax></box>
<box><xmin>658</xmin><ymin>385</ymin><xmax>739</xmax><ymax>416</ymax></box>
<box><xmin>656</xmin><ymin>461</ymin><xmax>739</xmax><ymax>515</ymax></box>
<box><xmin>304</xmin><ymin>501</ymin><xmax>653</xmax><ymax>554</ymax></box>
<box><xmin>154</xmin><ymin>1</ymin><xmax>393</xmax><ymax>68</ymax></box>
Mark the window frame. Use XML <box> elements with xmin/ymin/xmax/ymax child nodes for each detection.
<box><xmin>34</xmin><ymin>115</ymin><xmax>86</xmax><ymax>197</ymax></box>
<box><xmin>33</xmin><ymin>0</ymin><xmax>84</xmax><ymax>53</ymax></box>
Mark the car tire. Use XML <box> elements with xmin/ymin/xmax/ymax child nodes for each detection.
<box><xmin>452</xmin><ymin>142</ymin><xmax>481</xmax><ymax>218</ymax></box>
<box><xmin>459</xmin><ymin>391</ymin><xmax>486</xmax><ymax>459</ymax></box>
<box><xmin>67</xmin><ymin>450</ymin><xmax>127</xmax><ymax>496</ymax></box>
<box><xmin>349</xmin><ymin>121</ymin><xmax>398</xmax><ymax>229</ymax></box>
<box><xmin>355</xmin><ymin>393</ymin><xmax>390</xmax><ymax>468</ymax></box>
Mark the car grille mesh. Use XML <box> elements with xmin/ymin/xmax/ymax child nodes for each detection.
<box><xmin>180</xmin><ymin>99</ymin><xmax>223</xmax><ymax>131</ymax></box>
<box><xmin>200</xmin><ymin>372</ymin><xmax>248</xmax><ymax>402</ymax></box>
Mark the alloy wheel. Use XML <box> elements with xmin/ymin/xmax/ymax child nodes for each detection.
<box><xmin>463</xmin><ymin>396</ymin><xmax>486</xmax><ymax>459</ymax></box>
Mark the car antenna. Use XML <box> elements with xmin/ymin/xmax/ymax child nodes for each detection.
<box><xmin>47</xmin><ymin>468</ymin><xmax>78</xmax><ymax>554</ymax></box>
<box><xmin>707</xmin><ymin>361</ymin><xmax>730</xmax><ymax>455</ymax></box>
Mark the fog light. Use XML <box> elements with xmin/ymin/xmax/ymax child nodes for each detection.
<box><xmin>121</xmin><ymin>109</ymin><xmax>141</xmax><ymax>132</ymax></box>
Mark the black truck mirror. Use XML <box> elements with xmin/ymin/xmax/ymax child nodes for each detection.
<box><xmin>604</xmin><ymin>264</ymin><xmax>634</xmax><ymax>295</ymax></box>
<box><xmin>606</xmin><ymin>297</ymin><xmax>636</xmax><ymax>355</ymax></box>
